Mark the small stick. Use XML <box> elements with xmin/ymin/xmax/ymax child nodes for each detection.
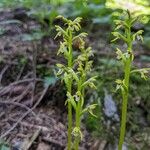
<box><xmin>13</xmin><ymin>84</ymin><xmax>31</xmax><ymax>102</ymax></box>
<box><xmin>21</xmin><ymin>128</ymin><xmax>41</xmax><ymax>150</ymax></box>
<box><xmin>9</xmin><ymin>119</ymin><xmax>50</xmax><ymax>132</ymax></box>
<box><xmin>0</xmin><ymin>65</ymin><xmax>9</xmax><ymax>85</ymax></box>
<box><xmin>0</xmin><ymin>84</ymin><xmax>31</xmax><ymax>104</ymax></box>
<box><xmin>0</xmin><ymin>78</ymin><xmax>43</xmax><ymax>96</ymax></box>
<box><xmin>0</xmin><ymin>101</ymin><xmax>36</xmax><ymax>116</ymax></box>
<box><xmin>16</xmin><ymin>64</ymin><xmax>25</xmax><ymax>81</ymax></box>
<box><xmin>0</xmin><ymin>85</ymin><xmax>49</xmax><ymax>139</ymax></box>
<box><xmin>0</xmin><ymin>112</ymin><xmax>5</xmax><ymax>119</ymax></box>
<box><xmin>42</xmin><ymin>137</ymin><xmax>65</xmax><ymax>148</ymax></box>
<box><xmin>31</xmin><ymin>42</ymin><xmax>37</xmax><ymax>106</ymax></box>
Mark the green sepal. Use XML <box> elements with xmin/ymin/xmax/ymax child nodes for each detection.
<box><xmin>132</xmin><ymin>30</ymin><xmax>144</xmax><ymax>42</ymax></box>
<box><xmin>55</xmin><ymin>25</ymin><xmax>68</xmax><ymax>39</ymax></box>
<box><xmin>112</xmin><ymin>32</ymin><xmax>127</xmax><ymax>42</ymax></box>
<box><xmin>81</xmin><ymin>104</ymin><xmax>97</xmax><ymax>118</ymax></box>
<box><xmin>81</xmin><ymin>76</ymin><xmax>97</xmax><ymax>89</ymax></box>
<box><xmin>131</xmin><ymin>68</ymin><xmax>150</xmax><ymax>80</ymax></box>
<box><xmin>66</xmin><ymin>92</ymin><xmax>77</xmax><ymax>110</ymax></box>
<box><xmin>116</xmin><ymin>48</ymin><xmax>125</xmax><ymax>62</ymax></box>
<box><xmin>72</xmin><ymin>127</ymin><xmax>83</xmax><ymax>140</ymax></box>
<box><xmin>68</xmin><ymin>68</ymin><xmax>79</xmax><ymax>82</ymax></box>
<box><xmin>73</xmin><ymin>32</ymin><xmax>88</xmax><ymax>41</ymax></box>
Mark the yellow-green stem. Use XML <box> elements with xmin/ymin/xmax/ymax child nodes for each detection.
<box><xmin>67</xmin><ymin>31</ymin><xmax>73</xmax><ymax>150</ymax></box>
<box><xmin>74</xmin><ymin>74</ymin><xmax>85</xmax><ymax>150</ymax></box>
<box><xmin>75</xmin><ymin>77</ymin><xmax>83</xmax><ymax>150</ymax></box>
<box><xmin>118</xmin><ymin>26</ymin><xmax>132</xmax><ymax>150</ymax></box>
<box><xmin>118</xmin><ymin>59</ymin><xmax>131</xmax><ymax>150</ymax></box>
<box><xmin>68</xmin><ymin>101</ymin><xmax>72</xmax><ymax>150</ymax></box>
<box><xmin>74</xmin><ymin>102</ymin><xmax>81</xmax><ymax>150</ymax></box>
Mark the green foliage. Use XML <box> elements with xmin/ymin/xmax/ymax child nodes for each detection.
<box><xmin>0</xmin><ymin>0</ymin><xmax>115</xmax><ymax>32</ymax></box>
<box><xmin>0</xmin><ymin>141</ymin><xmax>10</xmax><ymax>150</ymax></box>
<box><xmin>112</xmin><ymin>10</ymin><xmax>150</xmax><ymax>150</ymax></box>
<box><xmin>107</xmin><ymin>0</ymin><xmax>150</xmax><ymax>18</ymax></box>
<box><xmin>60</xmin><ymin>1</ymin><xmax>114</xmax><ymax>25</ymax></box>
<box><xmin>55</xmin><ymin>16</ymin><xmax>96</xmax><ymax>150</ymax></box>
<box><xmin>85</xmin><ymin>92</ymin><xmax>103</xmax><ymax>133</ymax></box>
<box><xmin>0</xmin><ymin>28</ymin><xmax>5</xmax><ymax>36</ymax></box>
<box><xmin>84</xmin><ymin>54</ymin><xmax>150</xmax><ymax>146</ymax></box>
<box><xmin>144</xmin><ymin>36</ymin><xmax>150</xmax><ymax>49</ymax></box>
<box><xmin>1</xmin><ymin>0</ymin><xmax>62</xmax><ymax>33</ymax></box>
<box><xmin>20</xmin><ymin>32</ymin><xmax>44</xmax><ymax>41</ymax></box>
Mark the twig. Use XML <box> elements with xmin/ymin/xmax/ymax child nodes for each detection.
<box><xmin>42</xmin><ymin>137</ymin><xmax>65</xmax><ymax>148</ymax></box>
<box><xmin>13</xmin><ymin>84</ymin><xmax>31</xmax><ymax>102</ymax></box>
<box><xmin>0</xmin><ymin>101</ymin><xmax>36</xmax><ymax>117</ymax></box>
<box><xmin>21</xmin><ymin>128</ymin><xmax>41</xmax><ymax>150</ymax></box>
<box><xmin>9</xmin><ymin>119</ymin><xmax>50</xmax><ymax>132</ymax></box>
<box><xmin>98</xmin><ymin>140</ymin><xmax>107</xmax><ymax>150</ymax></box>
<box><xmin>23</xmin><ymin>72</ymin><xmax>33</xmax><ymax>79</ymax></box>
<box><xmin>0</xmin><ymin>65</ymin><xmax>9</xmax><ymax>85</ymax></box>
<box><xmin>0</xmin><ymin>85</ymin><xmax>49</xmax><ymax>139</ymax></box>
<box><xmin>31</xmin><ymin>42</ymin><xmax>37</xmax><ymax>106</ymax></box>
<box><xmin>16</xmin><ymin>64</ymin><xmax>26</xmax><ymax>81</ymax></box>
<box><xmin>0</xmin><ymin>112</ymin><xmax>5</xmax><ymax>119</ymax></box>
<box><xmin>0</xmin><ymin>78</ymin><xmax>43</xmax><ymax>96</ymax></box>
<box><xmin>1</xmin><ymin>84</ymin><xmax>31</xmax><ymax>102</ymax></box>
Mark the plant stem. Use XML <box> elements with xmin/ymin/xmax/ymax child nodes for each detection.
<box><xmin>118</xmin><ymin>25</ymin><xmax>132</xmax><ymax>150</ymax></box>
<box><xmin>118</xmin><ymin>59</ymin><xmax>131</xmax><ymax>150</ymax></box>
<box><xmin>75</xmin><ymin>71</ymin><xmax>86</xmax><ymax>150</ymax></box>
<box><xmin>67</xmin><ymin>31</ymin><xmax>73</xmax><ymax>150</ymax></box>
<box><xmin>74</xmin><ymin>103</ymin><xmax>81</xmax><ymax>150</ymax></box>
<box><xmin>68</xmin><ymin>100</ymin><xmax>72</xmax><ymax>150</ymax></box>
<box><xmin>74</xmin><ymin>79</ymin><xmax>82</xmax><ymax>150</ymax></box>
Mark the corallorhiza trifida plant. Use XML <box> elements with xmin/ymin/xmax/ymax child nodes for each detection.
<box><xmin>112</xmin><ymin>10</ymin><xmax>150</xmax><ymax>150</ymax></box>
<box><xmin>55</xmin><ymin>16</ymin><xmax>97</xmax><ymax>150</ymax></box>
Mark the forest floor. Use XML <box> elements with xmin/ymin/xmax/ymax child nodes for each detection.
<box><xmin>0</xmin><ymin>8</ymin><xmax>150</xmax><ymax>150</ymax></box>
<box><xmin>0</xmin><ymin>8</ymin><xmax>95</xmax><ymax>150</ymax></box>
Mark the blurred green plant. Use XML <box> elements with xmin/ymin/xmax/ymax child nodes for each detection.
<box><xmin>0</xmin><ymin>140</ymin><xmax>10</xmax><ymax>150</ymax></box>
<box><xmin>0</xmin><ymin>0</ymin><xmax>115</xmax><ymax>30</ymax></box>
<box><xmin>107</xmin><ymin>0</ymin><xmax>150</xmax><ymax>19</ymax></box>
<box><xmin>112</xmin><ymin>10</ymin><xmax>150</xmax><ymax>150</ymax></box>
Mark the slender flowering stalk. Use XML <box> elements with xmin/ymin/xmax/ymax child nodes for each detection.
<box><xmin>55</xmin><ymin>16</ymin><xmax>97</xmax><ymax>150</ymax></box>
<box><xmin>73</xmin><ymin>45</ymin><xmax>97</xmax><ymax>150</ymax></box>
<box><xmin>112</xmin><ymin>10</ymin><xmax>150</xmax><ymax>150</ymax></box>
<box><xmin>55</xmin><ymin>16</ymin><xmax>78</xmax><ymax>149</ymax></box>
